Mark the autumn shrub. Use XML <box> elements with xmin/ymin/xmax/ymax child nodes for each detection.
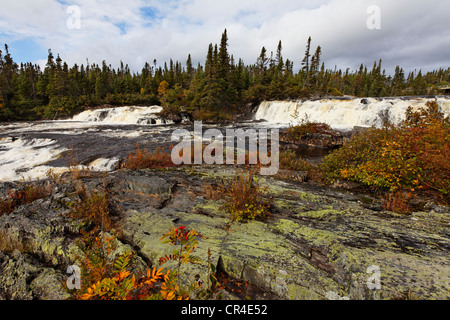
<box><xmin>0</xmin><ymin>182</ymin><xmax>51</xmax><ymax>216</ymax></box>
<box><xmin>382</xmin><ymin>192</ymin><xmax>412</xmax><ymax>215</ymax></box>
<box><xmin>68</xmin><ymin>186</ymin><xmax>112</xmax><ymax>232</ymax></box>
<box><xmin>72</xmin><ymin>231</ymin><xmax>118</xmax><ymax>297</ymax></box>
<box><xmin>320</xmin><ymin>100</ymin><xmax>450</xmax><ymax>210</ymax></box>
<box><xmin>220</xmin><ymin>171</ymin><xmax>271</xmax><ymax>222</ymax></box>
<box><xmin>80</xmin><ymin>252</ymin><xmax>178</xmax><ymax>300</ymax></box>
<box><xmin>159</xmin><ymin>226</ymin><xmax>209</xmax><ymax>299</ymax></box>
<box><xmin>279</xmin><ymin>149</ymin><xmax>312</xmax><ymax>172</ymax></box>
<box><xmin>122</xmin><ymin>145</ymin><xmax>175</xmax><ymax>170</ymax></box>
<box><xmin>73</xmin><ymin>232</ymin><xmax>181</xmax><ymax>300</ymax></box>
<box><xmin>284</xmin><ymin>121</ymin><xmax>331</xmax><ymax>142</ymax></box>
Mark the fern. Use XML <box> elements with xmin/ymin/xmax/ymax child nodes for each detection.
<box><xmin>113</xmin><ymin>251</ymin><xmax>132</xmax><ymax>274</ymax></box>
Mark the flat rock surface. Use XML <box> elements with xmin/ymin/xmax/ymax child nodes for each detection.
<box><xmin>0</xmin><ymin>166</ymin><xmax>449</xmax><ymax>300</ymax></box>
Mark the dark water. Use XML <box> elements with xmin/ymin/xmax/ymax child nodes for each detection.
<box><xmin>0</xmin><ymin>119</ymin><xmax>333</xmax><ymax>181</ymax></box>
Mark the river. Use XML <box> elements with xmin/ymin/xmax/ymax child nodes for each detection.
<box><xmin>0</xmin><ymin>96</ymin><xmax>448</xmax><ymax>182</ymax></box>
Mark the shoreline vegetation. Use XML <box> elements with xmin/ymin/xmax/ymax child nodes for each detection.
<box><xmin>1</xmin><ymin>30</ymin><xmax>449</xmax><ymax>122</ymax></box>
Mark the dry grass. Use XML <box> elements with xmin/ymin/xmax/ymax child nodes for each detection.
<box><xmin>203</xmin><ymin>182</ymin><xmax>223</xmax><ymax>201</ymax></box>
<box><xmin>122</xmin><ymin>145</ymin><xmax>175</xmax><ymax>170</ymax></box>
<box><xmin>68</xmin><ymin>185</ymin><xmax>112</xmax><ymax>232</ymax></box>
<box><xmin>0</xmin><ymin>182</ymin><xmax>52</xmax><ymax>216</ymax></box>
<box><xmin>0</xmin><ymin>229</ymin><xmax>31</xmax><ymax>254</ymax></box>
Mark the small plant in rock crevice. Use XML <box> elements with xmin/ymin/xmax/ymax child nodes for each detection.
<box><xmin>68</xmin><ymin>185</ymin><xmax>113</xmax><ymax>232</ymax></box>
<box><xmin>0</xmin><ymin>182</ymin><xmax>51</xmax><ymax>216</ymax></box>
<box><xmin>219</xmin><ymin>171</ymin><xmax>271</xmax><ymax>222</ymax></box>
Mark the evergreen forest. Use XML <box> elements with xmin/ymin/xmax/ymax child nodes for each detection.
<box><xmin>1</xmin><ymin>30</ymin><xmax>449</xmax><ymax>121</ymax></box>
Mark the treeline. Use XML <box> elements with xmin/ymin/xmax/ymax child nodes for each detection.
<box><xmin>1</xmin><ymin>30</ymin><xmax>449</xmax><ymax>121</ymax></box>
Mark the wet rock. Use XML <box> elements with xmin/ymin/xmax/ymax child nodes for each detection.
<box><xmin>280</xmin><ymin>127</ymin><xmax>344</xmax><ymax>150</ymax></box>
<box><xmin>180</xmin><ymin>111</ymin><xmax>194</xmax><ymax>124</ymax></box>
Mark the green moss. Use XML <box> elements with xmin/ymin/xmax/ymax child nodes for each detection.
<box><xmin>193</xmin><ymin>200</ymin><xmax>227</xmax><ymax>217</ymax></box>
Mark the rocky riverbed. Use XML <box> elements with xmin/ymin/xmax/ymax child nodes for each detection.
<box><xmin>0</xmin><ymin>165</ymin><xmax>449</xmax><ymax>300</ymax></box>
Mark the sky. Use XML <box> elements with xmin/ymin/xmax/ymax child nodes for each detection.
<box><xmin>0</xmin><ymin>0</ymin><xmax>449</xmax><ymax>75</ymax></box>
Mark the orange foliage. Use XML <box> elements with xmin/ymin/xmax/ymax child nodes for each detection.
<box><xmin>122</xmin><ymin>145</ymin><xmax>176</xmax><ymax>170</ymax></box>
<box><xmin>72</xmin><ymin>231</ymin><xmax>189</xmax><ymax>300</ymax></box>
<box><xmin>320</xmin><ymin>100</ymin><xmax>450</xmax><ymax>212</ymax></box>
<box><xmin>220</xmin><ymin>171</ymin><xmax>271</xmax><ymax>222</ymax></box>
<box><xmin>0</xmin><ymin>183</ymin><xmax>51</xmax><ymax>216</ymax></box>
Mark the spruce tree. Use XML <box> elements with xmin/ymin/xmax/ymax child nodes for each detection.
<box><xmin>276</xmin><ymin>40</ymin><xmax>284</xmax><ymax>74</ymax></box>
<box><xmin>218</xmin><ymin>29</ymin><xmax>230</xmax><ymax>81</ymax></box>
<box><xmin>301</xmin><ymin>36</ymin><xmax>312</xmax><ymax>88</ymax></box>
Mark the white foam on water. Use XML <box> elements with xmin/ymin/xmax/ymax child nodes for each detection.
<box><xmin>1</xmin><ymin>106</ymin><xmax>172</xmax><ymax>138</ymax></box>
<box><xmin>254</xmin><ymin>97</ymin><xmax>450</xmax><ymax>129</ymax></box>
<box><xmin>0</xmin><ymin>137</ymin><xmax>68</xmax><ymax>182</ymax></box>
<box><xmin>88</xmin><ymin>157</ymin><xmax>120</xmax><ymax>172</ymax></box>
<box><xmin>0</xmin><ymin>106</ymin><xmax>174</xmax><ymax>181</ymax></box>
<box><xmin>70</xmin><ymin>105</ymin><xmax>163</xmax><ymax>124</ymax></box>
<box><xmin>0</xmin><ymin>135</ymin><xmax>121</xmax><ymax>181</ymax></box>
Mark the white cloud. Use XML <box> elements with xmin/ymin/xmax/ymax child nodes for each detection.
<box><xmin>0</xmin><ymin>0</ymin><xmax>448</xmax><ymax>74</ymax></box>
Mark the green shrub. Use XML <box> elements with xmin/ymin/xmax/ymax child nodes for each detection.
<box><xmin>279</xmin><ymin>149</ymin><xmax>312</xmax><ymax>172</ymax></box>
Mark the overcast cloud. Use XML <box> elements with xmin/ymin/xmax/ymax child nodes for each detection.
<box><xmin>0</xmin><ymin>0</ymin><xmax>448</xmax><ymax>74</ymax></box>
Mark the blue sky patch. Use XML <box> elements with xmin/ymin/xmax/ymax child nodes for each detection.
<box><xmin>2</xmin><ymin>38</ymin><xmax>48</xmax><ymax>65</ymax></box>
<box><xmin>140</xmin><ymin>6</ymin><xmax>159</xmax><ymax>20</ymax></box>
<box><xmin>114</xmin><ymin>22</ymin><xmax>129</xmax><ymax>35</ymax></box>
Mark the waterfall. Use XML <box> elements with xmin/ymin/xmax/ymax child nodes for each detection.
<box><xmin>254</xmin><ymin>97</ymin><xmax>450</xmax><ymax>130</ymax></box>
<box><xmin>70</xmin><ymin>105</ymin><xmax>165</xmax><ymax>125</ymax></box>
<box><xmin>0</xmin><ymin>137</ymin><xmax>68</xmax><ymax>182</ymax></box>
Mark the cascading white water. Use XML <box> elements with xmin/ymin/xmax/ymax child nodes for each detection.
<box><xmin>70</xmin><ymin>105</ymin><xmax>165</xmax><ymax>125</ymax></box>
<box><xmin>0</xmin><ymin>137</ymin><xmax>68</xmax><ymax>181</ymax></box>
<box><xmin>254</xmin><ymin>97</ymin><xmax>450</xmax><ymax>130</ymax></box>
<box><xmin>0</xmin><ymin>105</ymin><xmax>170</xmax><ymax>182</ymax></box>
